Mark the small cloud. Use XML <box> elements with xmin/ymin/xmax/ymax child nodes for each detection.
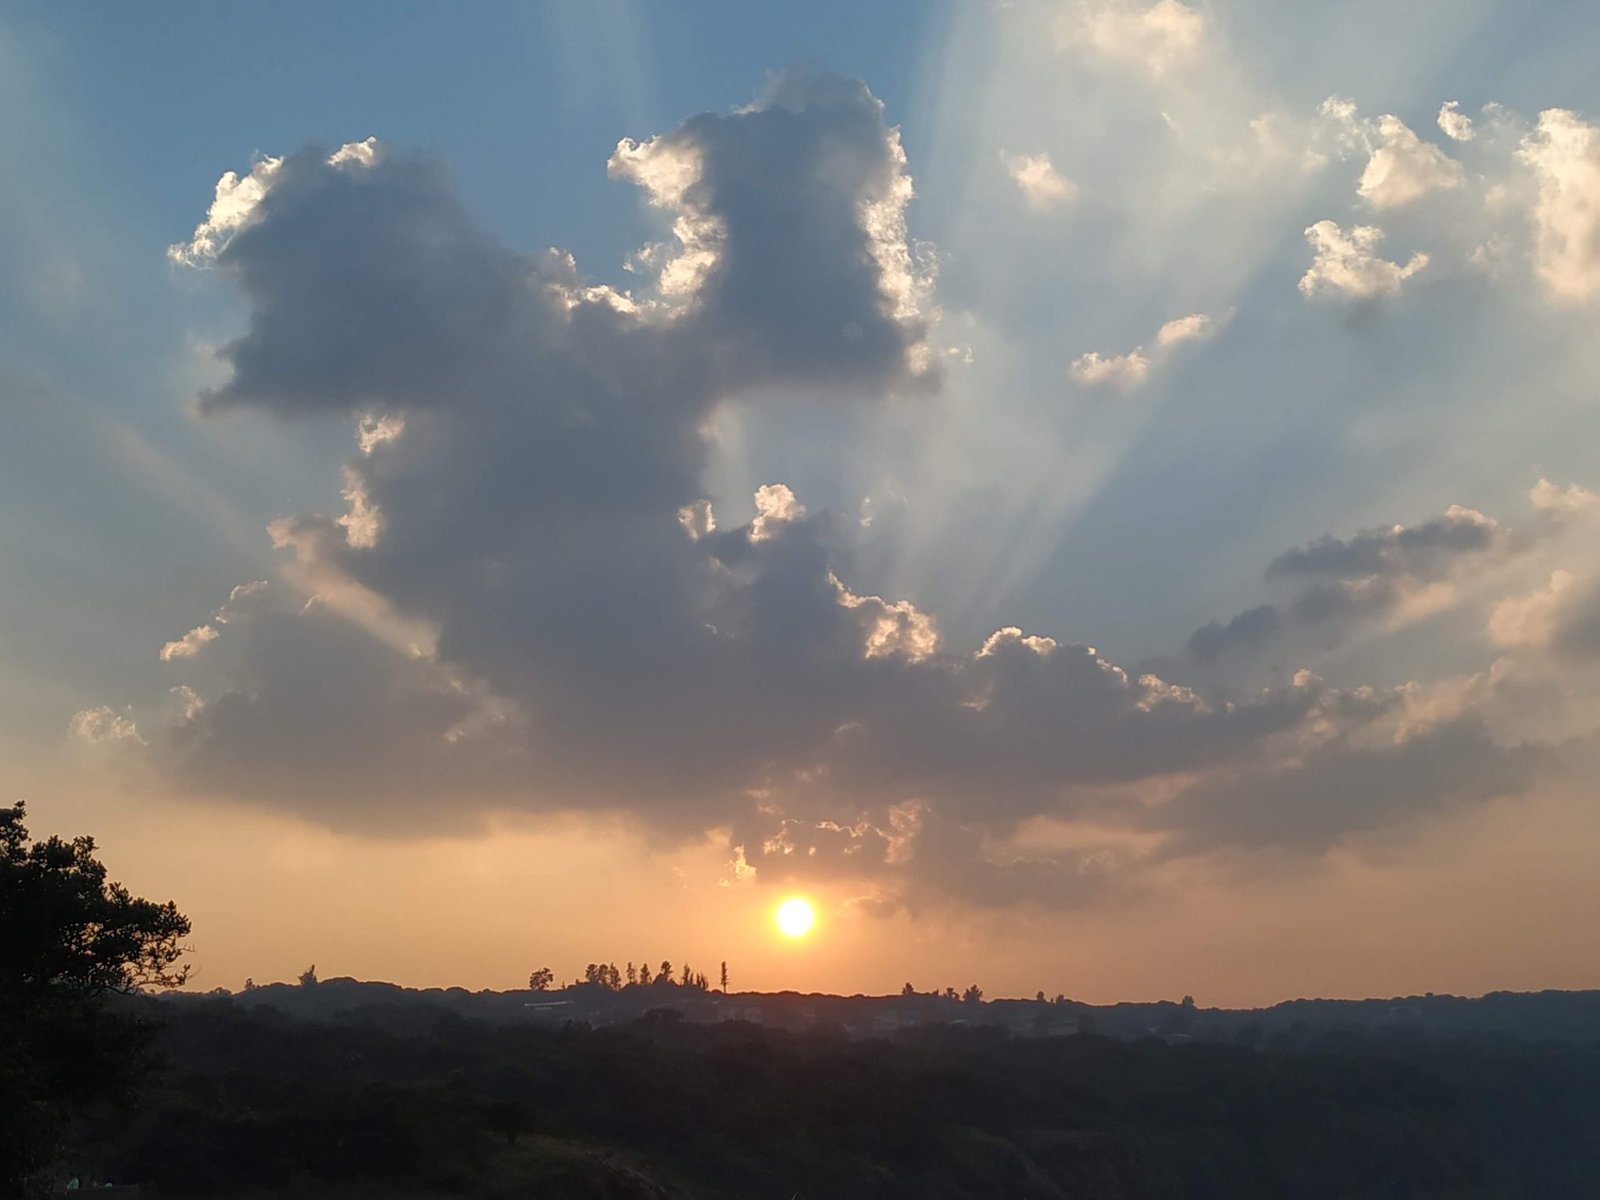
<box><xmin>70</xmin><ymin>706</ymin><xmax>144</xmax><ymax>745</ymax></box>
<box><xmin>1072</xmin><ymin>307</ymin><xmax>1230</xmax><ymax>391</ymax></box>
<box><xmin>1070</xmin><ymin>348</ymin><xmax>1150</xmax><ymax>390</ymax></box>
<box><xmin>1299</xmin><ymin>220</ymin><xmax>1428</xmax><ymax>301</ymax></box>
<box><xmin>1001</xmin><ymin>151</ymin><xmax>1076</xmax><ymax>209</ymax></box>
<box><xmin>1064</xmin><ymin>0</ymin><xmax>1204</xmax><ymax>78</ymax></box>
<box><xmin>1358</xmin><ymin>115</ymin><xmax>1463</xmax><ymax>209</ymax></box>
<box><xmin>1530</xmin><ymin>478</ymin><xmax>1600</xmax><ymax>520</ymax></box>
<box><xmin>1438</xmin><ymin>101</ymin><xmax>1476</xmax><ymax>143</ymax></box>
<box><xmin>160</xmin><ymin>624</ymin><xmax>219</xmax><ymax>662</ymax></box>
<box><xmin>1154</xmin><ymin>309</ymin><xmax>1229</xmax><ymax>348</ymax></box>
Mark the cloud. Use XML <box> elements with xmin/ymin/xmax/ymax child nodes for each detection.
<box><xmin>1002</xmin><ymin>151</ymin><xmax>1076</xmax><ymax>208</ymax></box>
<box><xmin>1070</xmin><ymin>348</ymin><xmax>1149</xmax><ymax>389</ymax></box>
<box><xmin>1318</xmin><ymin>101</ymin><xmax>1463</xmax><ymax>209</ymax></box>
<box><xmin>1529</xmin><ymin>477</ymin><xmax>1600</xmax><ymax>521</ymax></box>
<box><xmin>70</xmin><ymin>706</ymin><xmax>143</xmax><ymax>745</ymax></box>
<box><xmin>1517</xmin><ymin>108</ymin><xmax>1600</xmax><ymax>301</ymax></box>
<box><xmin>159</xmin><ymin>625</ymin><xmax>218</xmax><ymax>662</ymax></box>
<box><xmin>1358</xmin><ymin>115</ymin><xmax>1462</xmax><ymax>209</ymax></box>
<box><xmin>1153</xmin><ymin>310</ymin><xmax>1225</xmax><ymax>347</ymax></box>
<box><xmin>1061</xmin><ymin>0</ymin><xmax>1204</xmax><ymax>78</ymax></box>
<box><xmin>1298</xmin><ymin>220</ymin><xmax>1428</xmax><ymax>301</ymax></box>
<box><xmin>1438</xmin><ymin>101</ymin><xmax>1476</xmax><ymax>143</ymax></box>
<box><xmin>125</xmin><ymin>72</ymin><xmax>1557</xmax><ymax>911</ymax></box>
<box><xmin>1190</xmin><ymin>505</ymin><xmax>1515</xmax><ymax>662</ymax></box>
<box><xmin>1071</xmin><ymin>308</ymin><xmax>1229</xmax><ymax>391</ymax></box>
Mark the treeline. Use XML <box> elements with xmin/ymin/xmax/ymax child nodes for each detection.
<box><xmin>66</xmin><ymin>995</ymin><xmax>1600</xmax><ymax>1199</ymax></box>
<box><xmin>536</xmin><ymin>959</ymin><xmax>727</xmax><ymax>992</ymax></box>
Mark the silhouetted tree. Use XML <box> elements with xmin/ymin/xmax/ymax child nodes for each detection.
<box><xmin>527</xmin><ymin>967</ymin><xmax>554</xmax><ymax>992</ymax></box>
<box><xmin>299</xmin><ymin>964</ymin><xmax>318</xmax><ymax>988</ymax></box>
<box><xmin>639</xmin><ymin>962</ymin><xmax>652</xmax><ymax>986</ymax></box>
<box><xmin>1037</xmin><ymin>990</ymin><xmax>1047</xmax><ymax>1002</ymax></box>
<box><xmin>943</xmin><ymin>986</ymin><xmax>959</xmax><ymax>1001</ymax></box>
<box><xmin>1</xmin><ymin>802</ymin><xmax>190</xmax><ymax>1193</ymax></box>
<box><xmin>627</xmin><ymin>962</ymin><xmax>638</xmax><ymax>986</ymax></box>
<box><xmin>720</xmin><ymin>961</ymin><xmax>729</xmax><ymax>991</ymax></box>
<box><xmin>659</xmin><ymin>961</ymin><xmax>673</xmax><ymax>985</ymax></box>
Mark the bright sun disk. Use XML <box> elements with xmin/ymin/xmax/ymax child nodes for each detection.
<box><xmin>775</xmin><ymin>896</ymin><xmax>815</xmax><ymax>938</ymax></box>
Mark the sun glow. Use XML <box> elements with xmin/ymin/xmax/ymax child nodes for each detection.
<box><xmin>775</xmin><ymin>896</ymin><xmax>815</xmax><ymax>939</ymax></box>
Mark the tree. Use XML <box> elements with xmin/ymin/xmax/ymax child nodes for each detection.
<box><xmin>528</xmin><ymin>967</ymin><xmax>554</xmax><ymax>992</ymax></box>
<box><xmin>1036</xmin><ymin>990</ymin><xmax>1047</xmax><ymax>1003</ymax></box>
<box><xmin>1</xmin><ymin>802</ymin><xmax>190</xmax><ymax>1193</ymax></box>
<box><xmin>299</xmin><ymin>964</ymin><xmax>318</xmax><ymax>988</ymax></box>
<box><xmin>963</xmin><ymin>984</ymin><xmax>984</xmax><ymax>1005</ymax></box>
<box><xmin>639</xmin><ymin>962</ymin><xmax>652</xmax><ymax>986</ymax></box>
<box><xmin>903</xmin><ymin>981</ymin><xmax>916</xmax><ymax>997</ymax></box>
<box><xmin>627</xmin><ymin>962</ymin><xmax>638</xmax><ymax>987</ymax></box>
<box><xmin>720</xmin><ymin>961</ymin><xmax>729</xmax><ymax>992</ymax></box>
<box><xmin>659</xmin><ymin>960</ymin><xmax>672</xmax><ymax>985</ymax></box>
<box><xmin>680</xmin><ymin>962</ymin><xmax>693</xmax><ymax>987</ymax></box>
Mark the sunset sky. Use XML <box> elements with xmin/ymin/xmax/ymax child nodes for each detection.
<box><xmin>4</xmin><ymin>0</ymin><xmax>1600</xmax><ymax>1006</ymax></box>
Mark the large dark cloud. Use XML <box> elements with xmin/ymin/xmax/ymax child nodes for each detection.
<box><xmin>130</xmin><ymin>74</ymin><xmax>1543</xmax><ymax>909</ymax></box>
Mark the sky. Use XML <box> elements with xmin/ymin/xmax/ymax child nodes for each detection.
<box><xmin>3</xmin><ymin>0</ymin><xmax>1599</xmax><ymax>1006</ymax></box>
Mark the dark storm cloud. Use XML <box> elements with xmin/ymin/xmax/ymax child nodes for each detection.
<box><xmin>132</xmin><ymin>74</ymin><xmax>1547</xmax><ymax>909</ymax></box>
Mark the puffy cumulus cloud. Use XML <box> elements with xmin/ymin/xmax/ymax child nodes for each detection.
<box><xmin>608</xmin><ymin>70</ymin><xmax>936</xmax><ymax>387</ymax></box>
<box><xmin>1358</xmin><ymin>115</ymin><xmax>1464</xmax><ymax>209</ymax></box>
<box><xmin>1001</xmin><ymin>151</ymin><xmax>1076</xmax><ymax>209</ymax></box>
<box><xmin>1298</xmin><ymin>220</ymin><xmax>1428</xmax><ymax>301</ymax></box>
<box><xmin>1517</xmin><ymin>108</ymin><xmax>1600</xmax><ymax>301</ymax></box>
<box><xmin>1438</xmin><ymin>101</ymin><xmax>1476</xmax><ymax>143</ymax></box>
<box><xmin>1069</xmin><ymin>348</ymin><xmax>1149</xmax><ymax>389</ymax></box>
<box><xmin>126</xmin><ymin>74</ymin><xmax>1549</xmax><ymax>910</ymax></box>
<box><xmin>1060</xmin><ymin>0</ymin><xmax>1204</xmax><ymax>78</ymax></box>
<box><xmin>1070</xmin><ymin>307</ymin><xmax>1229</xmax><ymax>391</ymax></box>
<box><xmin>1190</xmin><ymin>505</ymin><xmax>1517</xmax><ymax>662</ymax></box>
<box><xmin>1317</xmin><ymin>101</ymin><xmax>1463</xmax><ymax>209</ymax></box>
<box><xmin>1529</xmin><ymin>478</ymin><xmax>1600</xmax><ymax>523</ymax></box>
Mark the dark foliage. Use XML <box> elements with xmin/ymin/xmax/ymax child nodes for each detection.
<box><xmin>0</xmin><ymin>802</ymin><xmax>191</xmax><ymax>1194</ymax></box>
<box><xmin>77</xmin><ymin>996</ymin><xmax>1600</xmax><ymax>1199</ymax></box>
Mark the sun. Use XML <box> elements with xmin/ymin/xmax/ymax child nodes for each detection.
<box><xmin>775</xmin><ymin>896</ymin><xmax>815</xmax><ymax>939</ymax></box>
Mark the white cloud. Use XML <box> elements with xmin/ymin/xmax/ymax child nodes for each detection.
<box><xmin>1070</xmin><ymin>348</ymin><xmax>1150</xmax><ymax>389</ymax></box>
<box><xmin>1298</xmin><ymin>220</ymin><xmax>1428</xmax><ymax>301</ymax></box>
<box><xmin>1064</xmin><ymin>0</ymin><xmax>1204</xmax><ymax>77</ymax></box>
<box><xmin>160</xmin><ymin>624</ymin><xmax>219</xmax><ymax>662</ymax></box>
<box><xmin>1154</xmin><ymin>309</ymin><xmax>1227</xmax><ymax>347</ymax></box>
<box><xmin>1357</xmin><ymin>115</ymin><xmax>1463</xmax><ymax>209</ymax></box>
<box><xmin>1517</xmin><ymin>108</ymin><xmax>1600</xmax><ymax>301</ymax></box>
<box><xmin>1530</xmin><ymin>478</ymin><xmax>1600</xmax><ymax>520</ymax></box>
<box><xmin>167</xmin><ymin>155</ymin><xmax>283</xmax><ymax>266</ymax></box>
<box><xmin>1438</xmin><ymin>101</ymin><xmax>1476</xmax><ymax>142</ymax></box>
<box><xmin>1002</xmin><ymin>151</ymin><xmax>1076</xmax><ymax>208</ymax></box>
<box><xmin>69</xmin><ymin>706</ymin><xmax>143</xmax><ymax>744</ymax></box>
<box><xmin>1072</xmin><ymin>308</ymin><xmax>1229</xmax><ymax>390</ymax></box>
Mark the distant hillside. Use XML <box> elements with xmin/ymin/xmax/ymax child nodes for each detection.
<box><xmin>171</xmin><ymin>976</ymin><xmax>1600</xmax><ymax>1046</ymax></box>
